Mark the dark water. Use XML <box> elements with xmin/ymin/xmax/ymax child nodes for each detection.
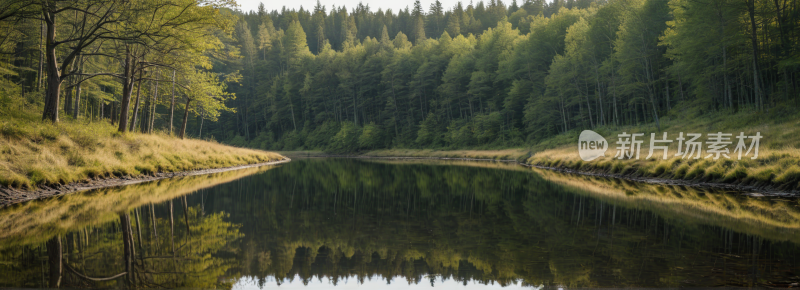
<box><xmin>1</xmin><ymin>158</ymin><xmax>799</xmax><ymax>289</ymax></box>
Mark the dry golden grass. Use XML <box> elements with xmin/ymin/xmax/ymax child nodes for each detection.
<box><xmin>527</xmin><ymin>108</ymin><xmax>800</xmax><ymax>190</ymax></box>
<box><xmin>364</xmin><ymin>148</ymin><xmax>530</xmax><ymax>160</ymax></box>
<box><xmin>0</xmin><ymin>109</ymin><xmax>284</xmax><ymax>190</ymax></box>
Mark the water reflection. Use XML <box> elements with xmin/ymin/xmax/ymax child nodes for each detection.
<box><xmin>0</xmin><ymin>158</ymin><xmax>798</xmax><ymax>289</ymax></box>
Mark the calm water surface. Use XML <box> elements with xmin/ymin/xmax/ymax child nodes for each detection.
<box><xmin>1</xmin><ymin>158</ymin><xmax>799</xmax><ymax>289</ymax></box>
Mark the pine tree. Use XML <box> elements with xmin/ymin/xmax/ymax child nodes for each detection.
<box><xmin>428</xmin><ymin>0</ymin><xmax>444</xmax><ymax>37</ymax></box>
<box><xmin>413</xmin><ymin>16</ymin><xmax>426</xmax><ymax>44</ymax></box>
<box><xmin>446</xmin><ymin>13</ymin><xmax>461</xmax><ymax>36</ymax></box>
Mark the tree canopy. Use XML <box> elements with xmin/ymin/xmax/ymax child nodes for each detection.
<box><xmin>0</xmin><ymin>0</ymin><xmax>797</xmax><ymax>150</ymax></box>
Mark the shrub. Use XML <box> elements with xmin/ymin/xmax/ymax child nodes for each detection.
<box><xmin>328</xmin><ymin>122</ymin><xmax>359</xmax><ymax>153</ymax></box>
<box><xmin>359</xmin><ymin>122</ymin><xmax>383</xmax><ymax>150</ymax></box>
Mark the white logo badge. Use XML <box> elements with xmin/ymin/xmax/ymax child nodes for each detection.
<box><xmin>579</xmin><ymin>130</ymin><xmax>607</xmax><ymax>161</ymax></box>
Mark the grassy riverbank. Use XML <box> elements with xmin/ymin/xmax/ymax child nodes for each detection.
<box><xmin>526</xmin><ymin>103</ymin><xmax>800</xmax><ymax>191</ymax></box>
<box><xmin>0</xmin><ymin>107</ymin><xmax>284</xmax><ymax>190</ymax></box>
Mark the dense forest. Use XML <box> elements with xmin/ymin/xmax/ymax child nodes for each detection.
<box><xmin>217</xmin><ymin>0</ymin><xmax>800</xmax><ymax>151</ymax></box>
<box><xmin>0</xmin><ymin>0</ymin><xmax>798</xmax><ymax>152</ymax></box>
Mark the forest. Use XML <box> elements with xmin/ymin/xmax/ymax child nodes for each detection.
<box><xmin>217</xmin><ymin>0</ymin><xmax>799</xmax><ymax>152</ymax></box>
<box><xmin>0</xmin><ymin>0</ymin><xmax>798</xmax><ymax>152</ymax></box>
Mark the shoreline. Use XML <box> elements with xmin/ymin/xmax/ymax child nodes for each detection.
<box><xmin>283</xmin><ymin>151</ymin><xmax>800</xmax><ymax>198</ymax></box>
<box><xmin>7</xmin><ymin>149</ymin><xmax>797</xmax><ymax>208</ymax></box>
<box><xmin>0</xmin><ymin>157</ymin><xmax>291</xmax><ymax>207</ymax></box>
<box><xmin>523</xmin><ymin>163</ymin><xmax>800</xmax><ymax>198</ymax></box>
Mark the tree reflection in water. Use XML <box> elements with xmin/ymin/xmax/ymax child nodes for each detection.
<box><xmin>0</xmin><ymin>158</ymin><xmax>799</xmax><ymax>289</ymax></box>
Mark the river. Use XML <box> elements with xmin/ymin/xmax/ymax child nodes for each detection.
<box><xmin>1</xmin><ymin>158</ymin><xmax>798</xmax><ymax>289</ymax></box>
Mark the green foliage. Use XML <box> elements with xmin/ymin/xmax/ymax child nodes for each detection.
<box><xmin>305</xmin><ymin>121</ymin><xmax>341</xmax><ymax>149</ymax></box>
<box><xmin>329</xmin><ymin>122</ymin><xmax>359</xmax><ymax>153</ymax></box>
<box><xmin>359</xmin><ymin>122</ymin><xmax>383</xmax><ymax>150</ymax></box>
<box><xmin>416</xmin><ymin>113</ymin><xmax>443</xmax><ymax>147</ymax></box>
<box><xmin>5</xmin><ymin>0</ymin><xmax>792</xmax><ymax>153</ymax></box>
<box><xmin>444</xmin><ymin>119</ymin><xmax>475</xmax><ymax>148</ymax></box>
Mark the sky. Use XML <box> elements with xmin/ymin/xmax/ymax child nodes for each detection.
<box><xmin>234</xmin><ymin>0</ymin><xmax>465</xmax><ymax>14</ymax></box>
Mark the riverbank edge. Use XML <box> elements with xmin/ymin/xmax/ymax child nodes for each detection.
<box><xmin>522</xmin><ymin>163</ymin><xmax>799</xmax><ymax>198</ymax></box>
<box><xmin>280</xmin><ymin>150</ymin><xmax>800</xmax><ymax>197</ymax></box>
<box><xmin>280</xmin><ymin>149</ymin><xmax>530</xmax><ymax>161</ymax></box>
<box><xmin>0</xmin><ymin>157</ymin><xmax>291</xmax><ymax>207</ymax></box>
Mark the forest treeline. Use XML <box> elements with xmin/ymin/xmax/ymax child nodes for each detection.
<box><xmin>0</xmin><ymin>0</ymin><xmax>798</xmax><ymax>152</ymax></box>
<box><xmin>218</xmin><ymin>0</ymin><xmax>799</xmax><ymax>152</ymax></box>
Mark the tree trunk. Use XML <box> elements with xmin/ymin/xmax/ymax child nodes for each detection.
<box><xmin>747</xmin><ymin>0</ymin><xmax>764</xmax><ymax>109</ymax></box>
<box><xmin>149</xmin><ymin>71</ymin><xmax>159</xmax><ymax>133</ymax></box>
<box><xmin>724</xmin><ymin>50</ymin><xmax>732</xmax><ymax>108</ymax></box>
<box><xmin>42</xmin><ymin>9</ymin><xmax>61</xmax><ymax>123</ymax></box>
<box><xmin>143</xmin><ymin>81</ymin><xmax>151</xmax><ymax>132</ymax></box>
<box><xmin>169</xmin><ymin>70</ymin><xmax>175</xmax><ymax>135</ymax></box>
<box><xmin>595</xmin><ymin>68</ymin><xmax>604</xmax><ymax>126</ymax></box>
<box><xmin>37</xmin><ymin>20</ymin><xmax>44</xmax><ymax>91</ymax></box>
<box><xmin>119</xmin><ymin>213</ymin><xmax>135</xmax><ymax>285</ymax></box>
<box><xmin>290</xmin><ymin>98</ymin><xmax>297</xmax><ymax>131</ymax></box>
<box><xmin>584</xmin><ymin>83</ymin><xmax>594</xmax><ymax>129</ymax></box>
<box><xmin>64</xmin><ymin>77</ymin><xmax>73</xmax><ymax>117</ymax></box>
<box><xmin>612</xmin><ymin>59</ymin><xmax>619</xmax><ymax>126</ymax></box>
<box><xmin>665</xmin><ymin>77</ymin><xmax>671</xmax><ymax>111</ymax></box>
<box><xmin>720</xmin><ymin>25</ymin><xmax>732</xmax><ymax>109</ymax></box>
<box><xmin>169</xmin><ymin>200</ymin><xmax>175</xmax><ymax>255</ymax></box>
<box><xmin>182</xmin><ymin>196</ymin><xmax>190</xmax><ymax>236</ymax></box>
<box><xmin>198</xmin><ymin>111</ymin><xmax>204</xmax><ymax>138</ymax></box>
<box><xmin>134</xmin><ymin>208</ymin><xmax>143</xmax><ymax>255</ymax></box>
<box><xmin>644</xmin><ymin>59</ymin><xmax>661</xmax><ymax>131</ymax></box>
<box><xmin>47</xmin><ymin>236</ymin><xmax>62</xmax><ymax>288</ymax></box>
<box><xmin>117</xmin><ymin>50</ymin><xmax>134</xmax><ymax>133</ymax></box>
<box><xmin>73</xmin><ymin>55</ymin><xmax>83</xmax><ymax>120</ymax></box>
<box><xmin>150</xmin><ymin>204</ymin><xmax>158</xmax><ymax>244</ymax></box>
<box><xmin>179</xmin><ymin>97</ymin><xmax>191</xmax><ymax>139</ymax></box>
<box><xmin>129</xmin><ymin>69</ymin><xmax>144</xmax><ymax>132</ymax></box>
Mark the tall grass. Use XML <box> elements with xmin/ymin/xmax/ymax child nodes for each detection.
<box><xmin>526</xmin><ymin>101</ymin><xmax>800</xmax><ymax>190</ymax></box>
<box><xmin>0</xmin><ymin>103</ymin><xmax>283</xmax><ymax>190</ymax></box>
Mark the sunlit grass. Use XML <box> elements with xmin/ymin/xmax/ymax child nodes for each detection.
<box><xmin>526</xmin><ymin>102</ymin><xmax>800</xmax><ymax>189</ymax></box>
<box><xmin>0</xmin><ymin>104</ymin><xmax>284</xmax><ymax>190</ymax></box>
